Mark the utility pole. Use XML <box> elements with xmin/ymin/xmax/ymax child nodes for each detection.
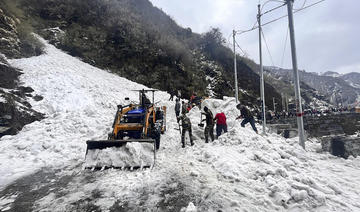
<box><xmin>258</xmin><ymin>4</ymin><xmax>266</xmax><ymax>135</ymax></box>
<box><xmin>286</xmin><ymin>95</ymin><xmax>289</xmax><ymax>112</ymax></box>
<box><xmin>233</xmin><ymin>30</ymin><xmax>239</xmax><ymax>103</ymax></box>
<box><xmin>339</xmin><ymin>91</ymin><xmax>343</xmax><ymax>107</ymax></box>
<box><xmin>273</xmin><ymin>97</ymin><xmax>276</xmax><ymax>112</ymax></box>
<box><xmin>286</xmin><ymin>0</ymin><xmax>305</xmax><ymax>149</ymax></box>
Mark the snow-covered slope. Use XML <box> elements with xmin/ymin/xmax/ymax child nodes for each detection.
<box><xmin>0</xmin><ymin>37</ymin><xmax>169</xmax><ymax>187</ymax></box>
<box><xmin>1</xmin><ymin>39</ymin><xmax>360</xmax><ymax>211</ymax></box>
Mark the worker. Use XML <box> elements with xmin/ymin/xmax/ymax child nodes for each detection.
<box><xmin>179</xmin><ymin>113</ymin><xmax>194</xmax><ymax>148</ymax></box>
<box><xmin>169</xmin><ymin>89</ymin><xmax>175</xmax><ymax>101</ymax></box>
<box><xmin>236</xmin><ymin>104</ymin><xmax>258</xmax><ymax>134</ymax></box>
<box><xmin>214</xmin><ymin>111</ymin><xmax>227</xmax><ymax>138</ymax></box>
<box><xmin>175</xmin><ymin>98</ymin><xmax>181</xmax><ymax>118</ymax></box>
<box><xmin>181</xmin><ymin>100</ymin><xmax>187</xmax><ymax>114</ymax></box>
<box><xmin>202</xmin><ymin>106</ymin><xmax>214</xmax><ymax>143</ymax></box>
<box><xmin>187</xmin><ymin>102</ymin><xmax>192</xmax><ymax>112</ymax></box>
<box><xmin>190</xmin><ymin>92</ymin><xmax>197</xmax><ymax>104</ymax></box>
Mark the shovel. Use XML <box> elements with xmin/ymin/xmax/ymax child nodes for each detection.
<box><xmin>198</xmin><ymin>113</ymin><xmax>204</xmax><ymax>127</ymax></box>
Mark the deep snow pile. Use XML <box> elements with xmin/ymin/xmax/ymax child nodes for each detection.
<box><xmin>0</xmin><ymin>37</ymin><xmax>169</xmax><ymax>188</ymax></box>
<box><xmin>84</xmin><ymin>143</ymin><xmax>155</xmax><ymax>168</ymax></box>
<box><xmin>0</xmin><ymin>38</ymin><xmax>360</xmax><ymax>211</ymax></box>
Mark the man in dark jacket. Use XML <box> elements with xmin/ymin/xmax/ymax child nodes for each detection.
<box><xmin>236</xmin><ymin>104</ymin><xmax>258</xmax><ymax>133</ymax></box>
<box><xmin>179</xmin><ymin>113</ymin><xmax>193</xmax><ymax>148</ymax></box>
<box><xmin>175</xmin><ymin>98</ymin><xmax>181</xmax><ymax>118</ymax></box>
<box><xmin>201</xmin><ymin>106</ymin><xmax>214</xmax><ymax>143</ymax></box>
<box><xmin>181</xmin><ymin>100</ymin><xmax>187</xmax><ymax>114</ymax></box>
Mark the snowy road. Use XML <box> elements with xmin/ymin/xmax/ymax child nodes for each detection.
<box><xmin>1</xmin><ymin>38</ymin><xmax>360</xmax><ymax>211</ymax></box>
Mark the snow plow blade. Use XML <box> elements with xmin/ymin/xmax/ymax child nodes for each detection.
<box><xmin>84</xmin><ymin>139</ymin><xmax>156</xmax><ymax>170</ymax></box>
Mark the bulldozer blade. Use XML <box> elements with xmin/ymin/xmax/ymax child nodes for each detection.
<box><xmin>86</xmin><ymin>139</ymin><xmax>156</xmax><ymax>151</ymax></box>
<box><xmin>86</xmin><ymin>140</ymin><xmax>126</xmax><ymax>150</ymax></box>
<box><xmin>85</xmin><ymin>165</ymin><xmax>151</xmax><ymax>171</ymax></box>
<box><xmin>84</xmin><ymin>139</ymin><xmax>156</xmax><ymax>170</ymax></box>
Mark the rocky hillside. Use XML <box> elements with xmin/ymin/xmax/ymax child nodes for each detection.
<box><xmin>265</xmin><ymin>67</ymin><xmax>360</xmax><ymax>106</ymax></box>
<box><xmin>341</xmin><ymin>72</ymin><xmax>360</xmax><ymax>89</ymax></box>
<box><xmin>0</xmin><ymin>0</ymin><xmax>282</xmax><ymax>109</ymax></box>
<box><xmin>0</xmin><ymin>54</ymin><xmax>44</xmax><ymax>137</ymax></box>
<box><xmin>0</xmin><ymin>5</ymin><xmax>44</xmax><ymax>137</ymax></box>
<box><xmin>243</xmin><ymin>59</ymin><xmax>331</xmax><ymax>110</ymax></box>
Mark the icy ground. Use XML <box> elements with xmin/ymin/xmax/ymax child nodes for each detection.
<box><xmin>1</xmin><ymin>39</ymin><xmax>360</xmax><ymax>211</ymax></box>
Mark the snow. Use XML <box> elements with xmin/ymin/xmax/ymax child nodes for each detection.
<box><xmin>182</xmin><ymin>202</ymin><xmax>197</xmax><ymax>212</ymax></box>
<box><xmin>0</xmin><ymin>194</ymin><xmax>17</xmax><ymax>211</ymax></box>
<box><xmin>0</xmin><ymin>96</ymin><xmax>6</xmax><ymax>103</ymax></box>
<box><xmin>0</xmin><ymin>37</ymin><xmax>360</xmax><ymax>211</ymax></box>
<box><xmin>1</xmin><ymin>36</ymin><xmax>169</xmax><ymax>188</ymax></box>
<box><xmin>84</xmin><ymin>143</ymin><xmax>155</xmax><ymax>168</ymax></box>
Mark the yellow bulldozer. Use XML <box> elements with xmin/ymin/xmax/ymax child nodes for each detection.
<box><xmin>84</xmin><ymin>89</ymin><xmax>166</xmax><ymax>170</ymax></box>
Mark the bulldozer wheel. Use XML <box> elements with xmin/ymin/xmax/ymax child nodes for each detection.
<box><xmin>116</xmin><ymin>131</ymin><xmax>124</xmax><ymax>140</ymax></box>
<box><xmin>108</xmin><ymin>133</ymin><xmax>114</xmax><ymax>140</ymax></box>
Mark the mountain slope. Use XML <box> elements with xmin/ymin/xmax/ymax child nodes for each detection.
<box><xmin>1</xmin><ymin>0</ymin><xmax>282</xmax><ymax>108</ymax></box>
<box><xmin>1</xmin><ymin>40</ymin><xmax>360</xmax><ymax>211</ymax></box>
<box><xmin>341</xmin><ymin>72</ymin><xmax>360</xmax><ymax>89</ymax></box>
<box><xmin>265</xmin><ymin>67</ymin><xmax>360</xmax><ymax>106</ymax></box>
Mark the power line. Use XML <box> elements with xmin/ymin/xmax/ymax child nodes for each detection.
<box><xmin>235</xmin><ymin>0</ymin><xmax>326</xmax><ymax>36</ymax></box>
<box><xmin>299</xmin><ymin>0</ymin><xmax>307</xmax><ymax>10</ymax></box>
<box><xmin>261</xmin><ymin>30</ymin><xmax>275</xmax><ymax>66</ymax></box>
<box><xmin>261</xmin><ymin>13</ymin><xmax>288</xmax><ymax>27</ymax></box>
<box><xmin>295</xmin><ymin>0</ymin><xmax>324</xmax><ymax>12</ymax></box>
<box><xmin>280</xmin><ymin>27</ymin><xmax>289</xmax><ymax>67</ymax></box>
<box><xmin>235</xmin><ymin>40</ymin><xmax>247</xmax><ymax>56</ymax></box>
<box><xmin>262</xmin><ymin>2</ymin><xmax>286</xmax><ymax>16</ymax></box>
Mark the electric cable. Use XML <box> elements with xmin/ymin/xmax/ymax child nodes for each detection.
<box><xmin>262</xmin><ymin>2</ymin><xmax>286</xmax><ymax>16</ymax></box>
<box><xmin>294</xmin><ymin>0</ymin><xmax>307</xmax><ymax>11</ymax></box>
<box><xmin>280</xmin><ymin>27</ymin><xmax>289</xmax><ymax>67</ymax></box>
<box><xmin>261</xmin><ymin>30</ymin><xmax>275</xmax><ymax>66</ymax></box>
<box><xmin>234</xmin><ymin>0</ymin><xmax>326</xmax><ymax>36</ymax></box>
<box><xmin>235</xmin><ymin>40</ymin><xmax>247</xmax><ymax>56</ymax></box>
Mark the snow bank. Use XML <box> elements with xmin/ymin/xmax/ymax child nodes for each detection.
<box><xmin>0</xmin><ymin>96</ymin><xmax>6</xmax><ymax>103</ymax></box>
<box><xmin>84</xmin><ymin>143</ymin><xmax>155</xmax><ymax>168</ymax></box>
<box><xmin>1</xmin><ymin>37</ymin><xmax>359</xmax><ymax>212</ymax></box>
<box><xmin>1</xmin><ymin>37</ymin><xmax>169</xmax><ymax>188</ymax></box>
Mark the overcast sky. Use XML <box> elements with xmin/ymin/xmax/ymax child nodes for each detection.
<box><xmin>149</xmin><ymin>0</ymin><xmax>359</xmax><ymax>74</ymax></box>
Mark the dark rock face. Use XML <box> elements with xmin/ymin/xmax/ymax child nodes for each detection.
<box><xmin>268</xmin><ymin>113</ymin><xmax>360</xmax><ymax>138</ymax></box>
<box><xmin>0</xmin><ymin>61</ymin><xmax>44</xmax><ymax>138</ymax></box>
<box><xmin>0</xmin><ymin>3</ymin><xmax>45</xmax><ymax>138</ymax></box>
<box><xmin>321</xmin><ymin>135</ymin><xmax>360</xmax><ymax>159</ymax></box>
<box><xmin>0</xmin><ymin>8</ymin><xmax>22</xmax><ymax>58</ymax></box>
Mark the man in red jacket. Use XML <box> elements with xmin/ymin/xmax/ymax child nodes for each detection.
<box><xmin>214</xmin><ymin>112</ymin><xmax>227</xmax><ymax>138</ymax></box>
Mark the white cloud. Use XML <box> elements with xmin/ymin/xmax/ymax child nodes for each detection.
<box><xmin>334</xmin><ymin>63</ymin><xmax>360</xmax><ymax>74</ymax></box>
